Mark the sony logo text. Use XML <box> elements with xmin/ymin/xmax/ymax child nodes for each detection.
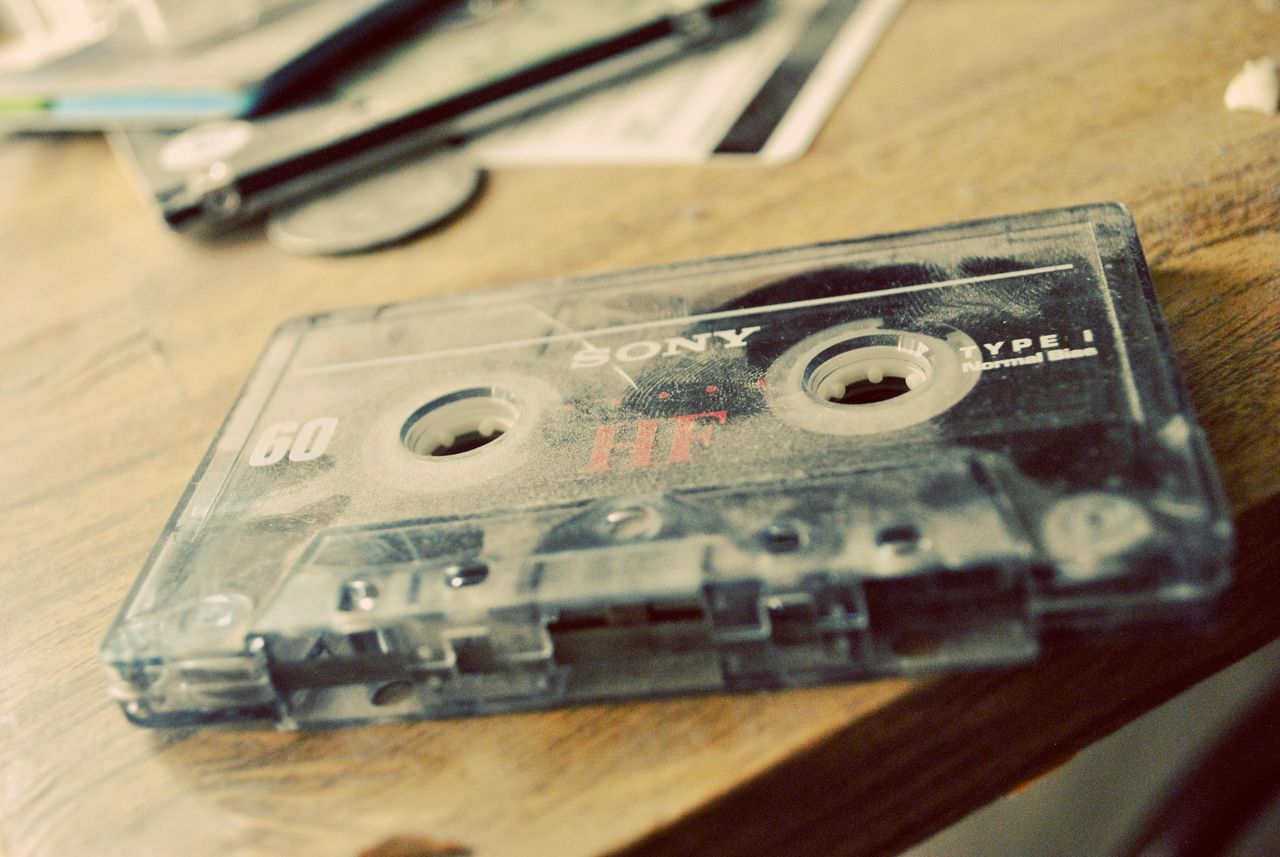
<box><xmin>572</xmin><ymin>326</ymin><xmax>760</xmax><ymax>369</ymax></box>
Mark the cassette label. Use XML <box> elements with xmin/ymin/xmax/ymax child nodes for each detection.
<box><xmin>101</xmin><ymin>204</ymin><xmax>1233</xmax><ymax>728</ymax></box>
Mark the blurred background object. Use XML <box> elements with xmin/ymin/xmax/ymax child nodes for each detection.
<box><xmin>1</xmin><ymin>0</ymin><xmax>906</xmax><ymax>249</ymax></box>
<box><xmin>0</xmin><ymin>0</ymin><xmax>112</xmax><ymax>69</ymax></box>
<box><xmin>0</xmin><ymin>0</ymin><xmax>450</xmax><ymax>127</ymax></box>
<box><xmin>0</xmin><ymin>0</ymin><xmax>302</xmax><ymax>69</ymax></box>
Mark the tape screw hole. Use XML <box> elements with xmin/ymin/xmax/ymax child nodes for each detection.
<box><xmin>370</xmin><ymin>680</ymin><xmax>414</xmax><ymax>707</ymax></box>
<box><xmin>444</xmin><ymin>562</ymin><xmax>489</xmax><ymax>588</ymax></box>
<box><xmin>876</xmin><ymin>525</ymin><xmax>921</xmax><ymax>553</ymax></box>
<box><xmin>339</xmin><ymin>580</ymin><xmax>379</xmax><ymax>612</ymax></box>
<box><xmin>606</xmin><ymin>506</ymin><xmax>661</xmax><ymax>540</ymax></box>
<box><xmin>759</xmin><ymin>523</ymin><xmax>803</xmax><ymax>553</ymax></box>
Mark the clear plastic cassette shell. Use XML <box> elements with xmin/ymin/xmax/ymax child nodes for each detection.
<box><xmin>101</xmin><ymin>204</ymin><xmax>1234</xmax><ymax>728</ymax></box>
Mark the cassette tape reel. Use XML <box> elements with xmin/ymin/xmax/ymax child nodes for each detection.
<box><xmin>101</xmin><ymin>204</ymin><xmax>1233</xmax><ymax>728</ymax></box>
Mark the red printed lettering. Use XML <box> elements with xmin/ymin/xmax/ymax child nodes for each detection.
<box><xmin>667</xmin><ymin>411</ymin><xmax>727</xmax><ymax>464</ymax></box>
<box><xmin>588</xmin><ymin>419</ymin><xmax>659</xmax><ymax>473</ymax></box>
<box><xmin>587</xmin><ymin>411</ymin><xmax>728</xmax><ymax>472</ymax></box>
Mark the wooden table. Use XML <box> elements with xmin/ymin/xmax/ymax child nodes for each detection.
<box><xmin>3</xmin><ymin>2</ymin><xmax>1279</xmax><ymax>855</ymax></box>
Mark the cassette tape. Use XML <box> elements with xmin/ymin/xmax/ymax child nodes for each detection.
<box><xmin>100</xmin><ymin>204</ymin><xmax>1233</xmax><ymax>728</ymax></box>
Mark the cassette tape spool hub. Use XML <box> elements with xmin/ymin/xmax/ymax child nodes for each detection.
<box><xmin>764</xmin><ymin>323</ymin><xmax>981</xmax><ymax>434</ymax></box>
<box><xmin>100</xmin><ymin>204</ymin><xmax>1233</xmax><ymax>728</ymax></box>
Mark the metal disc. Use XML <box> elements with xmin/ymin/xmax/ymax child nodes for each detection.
<box><xmin>266</xmin><ymin>153</ymin><xmax>484</xmax><ymax>255</ymax></box>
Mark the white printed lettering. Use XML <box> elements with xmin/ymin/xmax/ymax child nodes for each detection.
<box><xmin>662</xmin><ymin>333</ymin><xmax>712</xmax><ymax>356</ymax></box>
<box><xmin>713</xmin><ymin>326</ymin><xmax>761</xmax><ymax>348</ymax></box>
<box><xmin>615</xmin><ymin>340</ymin><xmax>662</xmax><ymax>362</ymax></box>
<box><xmin>571</xmin><ymin>346</ymin><xmax>611</xmax><ymax>370</ymax></box>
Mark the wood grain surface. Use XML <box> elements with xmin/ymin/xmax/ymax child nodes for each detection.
<box><xmin>2</xmin><ymin>1</ymin><xmax>1279</xmax><ymax>856</ymax></box>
